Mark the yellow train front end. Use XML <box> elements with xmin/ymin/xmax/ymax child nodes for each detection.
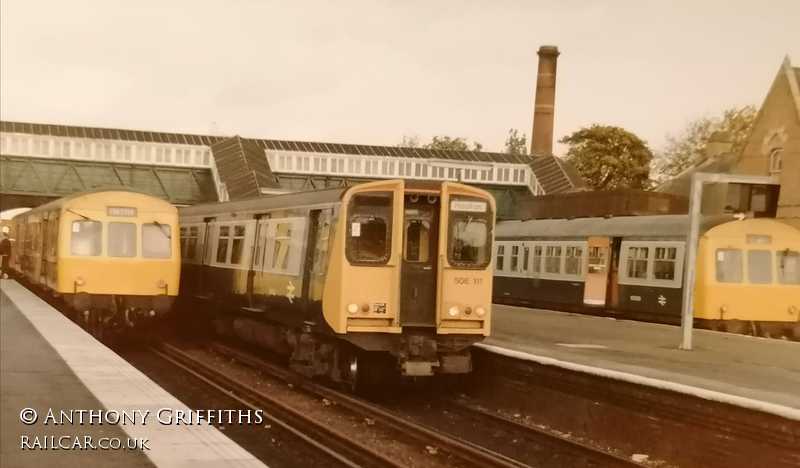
<box><xmin>323</xmin><ymin>179</ymin><xmax>494</xmax><ymax>377</ymax></box>
<box><xmin>54</xmin><ymin>191</ymin><xmax>180</xmax><ymax>335</ymax></box>
<box><xmin>694</xmin><ymin>218</ymin><xmax>800</xmax><ymax>337</ymax></box>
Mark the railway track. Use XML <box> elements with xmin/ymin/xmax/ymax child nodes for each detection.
<box><xmin>154</xmin><ymin>342</ymin><xmax>525</xmax><ymax>468</ymax></box>
<box><xmin>203</xmin><ymin>341</ymin><xmax>646</xmax><ymax>468</ymax></box>
<box><xmin>444</xmin><ymin>400</ymin><xmax>648</xmax><ymax>468</ymax></box>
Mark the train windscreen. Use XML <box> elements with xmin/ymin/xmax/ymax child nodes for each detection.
<box><xmin>448</xmin><ymin>197</ymin><xmax>492</xmax><ymax>268</ymax></box>
<box><xmin>347</xmin><ymin>192</ymin><xmax>393</xmax><ymax>265</ymax></box>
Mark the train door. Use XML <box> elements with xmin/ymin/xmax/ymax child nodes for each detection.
<box><xmin>583</xmin><ymin>237</ymin><xmax>610</xmax><ymax>306</ymax></box>
<box><xmin>606</xmin><ymin>237</ymin><xmax>623</xmax><ymax>308</ymax></box>
<box><xmin>399</xmin><ymin>193</ymin><xmax>440</xmax><ymax>327</ymax></box>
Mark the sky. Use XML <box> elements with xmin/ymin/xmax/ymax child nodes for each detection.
<box><xmin>1</xmin><ymin>0</ymin><xmax>798</xmax><ymax>155</ymax></box>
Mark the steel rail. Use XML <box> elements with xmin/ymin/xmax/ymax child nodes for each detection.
<box><xmin>151</xmin><ymin>343</ymin><xmax>405</xmax><ymax>468</ymax></box>
<box><xmin>450</xmin><ymin>401</ymin><xmax>647</xmax><ymax>468</ymax></box>
<box><xmin>209</xmin><ymin>342</ymin><xmax>529</xmax><ymax>468</ymax></box>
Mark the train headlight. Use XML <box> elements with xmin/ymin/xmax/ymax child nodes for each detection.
<box><xmin>75</xmin><ymin>277</ymin><xmax>85</xmax><ymax>286</ymax></box>
<box><xmin>447</xmin><ymin>306</ymin><xmax>459</xmax><ymax>317</ymax></box>
<box><xmin>475</xmin><ymin>307</ymin><xmax>486</xmax><ymax>317</ymax></box>
<box><xmin>347</xmin><ymin>303</ymin><xmax>359</xmax><ymax>315</ymax></box>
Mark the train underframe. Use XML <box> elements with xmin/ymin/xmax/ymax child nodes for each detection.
<box><xmin>61</xmin><ymin>292</ymin><xmax>175</xmax><ymax>339</ymax></box>
<box><xmin>213</xmin><ymin>314</ymin><xmax>481</xmax><ymax>390</ymax></box>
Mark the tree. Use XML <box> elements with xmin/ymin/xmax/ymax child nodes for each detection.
<box><xmin>560</xmin><ymin>124</ymin><xmax>654</xmax><ymax>190</ymax></box>
<box><xmin>397</xmin><ymin>135</ymin><xmax>421</xmax><ymax>148</ymax></box>
<box><xmin>653</xmin><ymin>105</ymin><xmax>757</xmax><ymax>181</ymax></box>
<box><xmin>504</xmin><ymin>128</ymin><xmax>527</xmax><ymax>155</ymax></box>
<box><xmin>424</xmin><ymin>136</ymin><xmax>483</xmax><ymax>152</ymax></box>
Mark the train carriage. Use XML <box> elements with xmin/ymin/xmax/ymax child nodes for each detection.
<box><xmin>10</xmin><ymin>190</ymin><xmax>180</xmax><ymax>336</ymax></box>
<box><xmin>493</xmin><ymin>215</ymin><xmax>800</xmax><ymax>338</ymax></box>
<box><xmin>178</xmin><ymin>179</ymin><xmax>495</xmax><ymax>387</ymax></box>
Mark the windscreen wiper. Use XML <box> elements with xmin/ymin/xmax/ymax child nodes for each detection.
<box><xmin>67</xmin><ymin>208</ymin><xmax>97</xmax><ymax>222</ymax></box>
<box><xmin>153</xmin><ymin>220</ymin><xmax>171</xmax><ymax>239</ymax></box>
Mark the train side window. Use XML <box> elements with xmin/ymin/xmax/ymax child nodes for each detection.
<box><xmin>187</xmin><ymin>226</ymin><xmax>199</xmax><ymax>260</ymax></box>
<box><xmin>522</xmin><ymin>246</ymin><xmax>530</xmax><ymax>273</ymax></box>
<box><xmin>626</xmin><ymin>247</ymin><xmax>648</xmax><ymax>279</ymax></box>
<box><xmin>532</xmin><ymin>245</ymin><xmax>542</xmax><ymax>274</ymax></box>
<box><xmin>180</xmin><ymin>227</ymin><xmax>187</xmax><ymax>257</ymax></box>
<box><xmin>510</xmin><ymin>245</ymin><xmax>520</xmax><ymax>271</ymax></box>
<box><xmin>142</xmin><ymin>223</ymin><xmax>172</xmax><ymax>258</ymax></box>
<box><xmin>565</xmin><ymin>246</ymin><xmax>583</xmax><ymax>275</ymax></box>
<box><xmin>588</xmin><ymin>246</ymin><xmax>606</xmax><ymax>274</ymax></box>
<box><xmin>715</xmin><ymin>249</ymin><xmax>742</xmax><ymax>283</ymax></box>
<box><xmin>496</xmin><ymin>245</ymin><xmax>505</xmax><ymax>271</ymax></box>
<box><xmin>544</xmin><ymin>245</ymin><xmax>562</xmax><ymax>274</ymax></box>
<box><xmin>747</xmin><ymin>250</ymin><xmax>772</xmax><ymax>284</ymax></box>
<box><xmin>312</xmin><ymin>211</ymin><xmax>333</xmax><ymax>274</ymax></box>
<box><xmin>230</xmin><ymin>225</ymin><xmax>246</xmax><ymax>265</ymax></box>
<box><xmin>654</xmin><ymin>247</ymin><xmax>677</xmax><ymax>280</ymax></box>
<box><xmin>70</xmin><ymin>220</ymin><xmax>102</xmax><ymax>256</ymax></box>
<box><xmin>347</xmin><ymin>192</ymin><xmax>392</xmax><ymax>265</ymax></box>
<box><xmin>216</xmin><ymin>226</ymin><xmax>230</xmax><ymax>263</ymax></box>
<box><xmin>404</xmin><ymin>219</ymin><xmax>431</xmax><ymax>263</ymax></box>
<box><xmin>777</xmin><ymin>250</ymin><xmax>800</xmax><ymax>284</ymax></box>
<box><xmin>108</xmin><ymin>222</ymin><xmax>136</xmax><ymax>257</ymax></box>
<box><xmin>272</xmin><ymin>222</ymin><xmax>292</xmax><ymax>270</ymax></box>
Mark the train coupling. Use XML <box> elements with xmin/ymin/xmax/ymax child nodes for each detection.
<box><xmin>399</xmin><ymin>335</ymin><xmax>472</xmax><ymax>376</ymax></box>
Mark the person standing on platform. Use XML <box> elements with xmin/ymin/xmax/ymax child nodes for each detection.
<box><xmin>0</xmin><ymin>232</ymin><xmax>11</xmax><ymax>279</ymax></box>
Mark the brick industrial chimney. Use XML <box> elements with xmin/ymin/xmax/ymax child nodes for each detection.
<box><xmin>530</xmin><ymin>45</ymin><xmax>560</xmax><ymax>156</ymax></box>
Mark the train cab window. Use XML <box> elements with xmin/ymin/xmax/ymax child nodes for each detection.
<box><xmin>230</xmin><ymin>225</ymin><xmax>246</xmax><ymax>265</ymax></box>
<box><xmin>404</xmin><ymin>219</ymin><xmax>431</xmax><ymax>262</ymax></box>
<box><xmin>747</xmin><ymin>250</ymin><xmax>772</xmax><ymax>284</ymax></box>
<box><xmin>565</xmin><ymin>246</ymin><xmax>583</xmax><ymax>275</ymax></box>
<box><xmin>496</xmin><ymin>245</ymin><xmax>505</xmax><ymax>270</ymax></box>
<box><xmin>532</xmin><ymin>245</ymin><xmax>542</xmax><ymax>273</ymax></box>
<box><xmin>108</xmin><ymin>222</ymin><xmax>136</xmax><ymax>257</ymax></box>
<box><xmin>654</xmin><ymin>247</ymin><xmax>677</xmax><ymax>280</ymax></box>
<box><xmin>449</xmin><ymin>197</ymin><xmax>491</xmax><ymax>268</ymax></box>
<box><xmin>70</xmin><ymin>220</ymin><xmax>102</xmax><ymax>256</ymax></box>
<box><xmin>142</xmin><ymin>223</ymin><xmax>171</xmax><ymax>258</ymax></box>
<box><xmin>626</xmin><ymin>247</ymin><xmax>649</xmax><ymax>279</ymax></box>
<box><xmin>544</xmin><ymin>246</ymin><xmax>562</xmax><ymax>274</ymax></box>
<box><xmin>450</xmin><ymin>217</ymin><xmax>489</xmax><ymax>267</ymax></box>
<box><xmin>510</xmin><ymin>245</ymin><xmax>520</xmax><ymax>271</ymax></box>
<box><xmin>347</xmin><ymin>193</ymin><xmax>392</xmax><ymax>265</ymax></box>
<box><xmin>777</xmin><ymin>250</ymin><xmax>800</xmax><ymax>284</ymax></box>
<box><xmin>715</xmin><ymin>249</ymin><xmax>742</xmax><ymax>283</ymax></box>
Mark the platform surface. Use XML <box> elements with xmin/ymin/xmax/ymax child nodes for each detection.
<box><xmin>486</xmin><ymin>304</ymin><xmax>800</xmax><ymax>414</ymax></box>
<box><xmin>0</xmin><ymin>280</ymin><xmax>266</xmax><ymax>468</ymax></box>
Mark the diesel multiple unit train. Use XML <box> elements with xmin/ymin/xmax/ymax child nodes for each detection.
<box><xmin>177</xmin><ymin>180</ymin><xmax>495</xmax><ymax>388</ymax></box>
<box><xmin>492</xmin><ymin>215</ymin><xmax>800</xmax><ymax>338</ymax></box>
<box><xmin>10</xmin><ymin>190</ymin><xmax>181</xmax><ymax>337</ymax></box>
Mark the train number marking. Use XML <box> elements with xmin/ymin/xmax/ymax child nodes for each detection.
<box><xmin>454</xmin><ymin>277</ymin><xmax>483</xmax><ymax>286</ymax></box>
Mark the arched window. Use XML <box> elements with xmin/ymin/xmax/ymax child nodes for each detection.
<box><xmin>768</xmin><ymin>148</ymin><xmax>783</xmax><ymax>175</ymax></box>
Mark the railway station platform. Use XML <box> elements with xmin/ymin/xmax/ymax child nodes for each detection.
<box><xmin>0</xmin><ymin>279</ymin><xmax>266</xmax><ymax>468</ymax></box>
<box><xmin>484</xmin><ymin>304</ymin><xmax>800</xmax><ymax>418</ymax></box>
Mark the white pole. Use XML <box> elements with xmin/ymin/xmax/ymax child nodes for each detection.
<box><xmin>680</xmin><ymin>173</ymin><xmax>704</xmax><ymax>350</ymax></box>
